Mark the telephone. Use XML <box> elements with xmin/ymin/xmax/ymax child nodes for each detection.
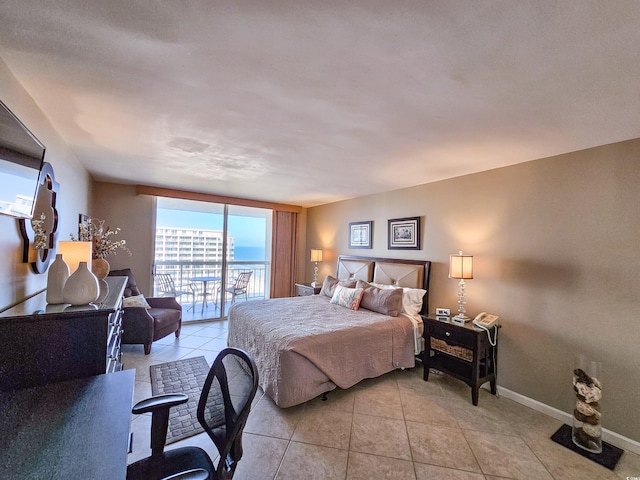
<box><xmin>473</xmin><ymin>312</ymin><xmax>499</xmax><ymax>346</ymax></box>
<box><xmin>473</xmin><ymin>312</ymin><xmax>499</xmax><ymax>328</ymax></box>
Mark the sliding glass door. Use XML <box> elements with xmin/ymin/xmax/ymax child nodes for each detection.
<box><xmin>153</xmin><ymin>197</ymin><xmax>272</xmax><ymax>322</ymax></box>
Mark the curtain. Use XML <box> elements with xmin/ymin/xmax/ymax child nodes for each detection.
<box><xmin>270</xmin><ymin>210</ymin><xmax>298</xmax><ymax>298</ymax></box>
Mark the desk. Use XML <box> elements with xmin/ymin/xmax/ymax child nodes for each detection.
<box><xmin>190</xmin><ymin>276</ymin><xmax>222</xmax><ymax>313</ymax></box>
<box><xmin>0</xmin><ymin>369</ymin><xmax>134</xmax><ymax>479</ymax></box>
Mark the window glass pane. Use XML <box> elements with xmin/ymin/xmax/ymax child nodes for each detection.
<box><xmin>227</xmin><ymin>205</ymin><xmax>272</xmax><ymax>301</ymax></box>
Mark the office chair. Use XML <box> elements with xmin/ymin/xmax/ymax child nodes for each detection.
<box><xmin>127</xmin><ymin>348</ymin><xmax>259</xmax><ymax>480</ymax></box>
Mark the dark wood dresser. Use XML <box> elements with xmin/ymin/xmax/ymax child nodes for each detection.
<box><xmin>0</xmin><ymin>276</ymin><xmax>127</xmax><ymax>392</ymax></box>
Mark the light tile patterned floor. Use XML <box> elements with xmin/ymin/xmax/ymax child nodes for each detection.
<box><xmin>125</xmin><ymin>320</ymin><xmax>640</xmax><ymax>479</ymax></box>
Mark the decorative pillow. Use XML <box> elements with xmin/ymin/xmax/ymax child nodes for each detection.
<box><xmin>122</xmin><ymin>294</ymin><xmax>151</xmax><ymax>309</ymax></box>
<box><xmin>320</xmin><ymin>275</ymin><xmax>357</xmax><ymax>298</ymax></box>
<box><xmin>329</xmin><ymin>285</ymin><xmax>364</xmax><ymax>310</ymax></box>
<box><xmin>356</xmin><ymin>280</ymin><xmax>403</xmax><ymax>316</ymax></box>
<box><xmin>368</xmin><ymin>282</ymin><xmax>426</xmax><ymax>316</ymax></box>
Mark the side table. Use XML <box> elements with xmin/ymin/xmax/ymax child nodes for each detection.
<box><xmin>295</xmin><ymin>283</ymin><xmax>321</xmax><ymax>296</ymax></box>
<box><xmin>422</xmin><ymin>316</ymin><xmax>499</xmax><ymax>405</ymax></box>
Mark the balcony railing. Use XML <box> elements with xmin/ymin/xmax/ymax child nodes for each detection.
<box><xmin>153</xmin><ymin>260</ymin><xmax>269</xmax><ymax>318</ymax></box>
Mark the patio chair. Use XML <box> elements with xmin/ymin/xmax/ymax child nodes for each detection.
<box><xmin>155</xmin><ymin>273</ymin><xmax>191</xmax><ymax>302</ymax></box>
<box><xmin>224</xmin><ymin>271</ymin><xmax>252</xmax><ymax>304</ymax></box>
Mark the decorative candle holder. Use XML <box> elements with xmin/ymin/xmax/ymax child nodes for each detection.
<box><xmin>572</xmin><ymin>354</ymin><xmax>602</xmax><ymax>453</ymax></box>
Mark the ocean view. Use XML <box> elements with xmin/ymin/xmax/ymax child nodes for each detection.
<box><xmin>233</xmin><ymin>246</ymin><xmax>266</xmax><ymax>261</ymax></box>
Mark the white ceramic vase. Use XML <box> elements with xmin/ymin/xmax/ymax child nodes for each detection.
<box><xmin>46</xmin><ymin>254</ymin><xmax>70</xmax><ymax>304</ymax></box>
<box><xmin>63</xmin><ymin>261</ymin><xmax>100</xmax><ymax>306</ymax></box>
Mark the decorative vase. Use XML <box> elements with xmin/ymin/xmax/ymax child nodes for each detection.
<box><xmin>572</xmin><ymin>354</ymin><xmax>603</xmax><ymax>453</ymax></box>
<box><xmin>91</xmin><ymin>257</ymin><xmax>110</xmax><ymax>280</ymax></box>
<box><xmin>46</xmin><ymin>254</ymin><xmax>70</xmax><ymax>304</ymax></box>
<box><xmin>63</xmin><ymin>261</ymin><xmax>100</xmax><ymax>306</ymax></box>
<box><xmin>96</xmin><ymin>279</ymin><xmax>110</xmax><ymax>303</ymax></box>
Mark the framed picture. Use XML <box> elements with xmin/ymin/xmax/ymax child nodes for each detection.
<box><xmin>78</xmin><ymin>214</ymin><xmax>89</xmax><ymax>240</ymax></box>
<box><xmin>387</xmin><ymin>217</ymin><xmax>420</xmax><ymax>250</ymax></box>
<box><xmin>349</xmin><ymin>221</ymin><xmax>373</xmax><ymax>249</ymax></box>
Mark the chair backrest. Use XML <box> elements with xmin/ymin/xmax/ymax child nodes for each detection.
<box><xmin>234</xmin><ymin>271</ymin><xmax>252</xmax><ymax>291</ymax></box>
<box><xmin>197</xmin><ymin>348</ymin><xmax>258</xmax><ymax>480</ymax></box>
<box><xmin>155</xmin><ymin>273</ymin><xmax>177</xmax><ymax>296</ymax></box>
<box><xmin>108</xmin><ymin>268</ymin><xmax>141</xmax><ymax>297</ymax></box>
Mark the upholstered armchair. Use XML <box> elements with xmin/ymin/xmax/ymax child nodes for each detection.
<box><xmin>108</xmin><ymin>268</ymin><xmax>182</xmax><ymax>355</ymax></box>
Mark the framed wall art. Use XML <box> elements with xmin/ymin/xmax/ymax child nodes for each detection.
<box><xmin>349</xmin><ymin>221</ymin><xmax>373</xmax><ymax>249</ymax></box>
<box><xmin>78</xmin><ymin>214</ymin><xmax>89</xmax><ymax>240</ymax></box>
<box><xmin>387</xmin><ymin>216</ymin><xmax>420</xmax><ymax>250</ymax></box>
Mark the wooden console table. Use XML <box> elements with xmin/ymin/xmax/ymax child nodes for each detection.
<box><xmin>0</xmin><ymin>369</ymin><xmax>134</xmax><ymax>479</ymax></box>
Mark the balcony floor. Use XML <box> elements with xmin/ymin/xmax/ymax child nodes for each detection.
<box><xmin>176</xmin><ymin>295</ymin><xmax>262</xmax><ymax>323</ymax></box>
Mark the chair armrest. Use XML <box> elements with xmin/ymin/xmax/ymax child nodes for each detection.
<box><xmin>162</xmin><ymin>469</ymin><xmax>210</xmax><ymax>480</ymax></box>
<box><xmin>147</xmin><ymin>296</ymin><xmax>182</xmax><ymax>310</ymax></box>
<box><xmin>132</xmin><ymin>393</ymin><xmax>189</xmax><ymax>414</ymax></box>
<box><xmin>121</xmin><ymin>306</ymin><xmax>154</xmax><ymax>343</ymax></box>
<box><xmin>131</xmin><ymin>393</ymin><xmax>189</xmax><ymax>455</ymax></box>
<box><xmin>123</xmin><ymin>305</ymin><xmax>154</xmax><ymax>318</ymax></box>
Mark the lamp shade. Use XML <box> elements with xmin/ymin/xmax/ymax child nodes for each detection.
<box><xmin>58</xmin><ymin>241</ymin><xmax>92</xmax><ymax>273</ymax></box>
<box><xmin>310</xmin><ymin>248</ymin><xmax>323</xmax><ymax>263</ymax></box>
<box><xmin>449</xmin><ymin>251</ymin><xmax>473</xmax><ymax>279</ymax></box>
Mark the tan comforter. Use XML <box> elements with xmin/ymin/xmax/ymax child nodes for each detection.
<box><xmin>227</xmin><ymin>295</ymin><xmax>416</xmax><ymax>408</ymax></box>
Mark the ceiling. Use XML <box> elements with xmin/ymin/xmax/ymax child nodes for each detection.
<box><xmin>1</xmin><ymin>1</ymin><xmax>639</xmax><ymax>208</ymax></box>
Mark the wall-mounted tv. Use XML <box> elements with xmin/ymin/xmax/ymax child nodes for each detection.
<box><xmin>0</xmin><ymin>100</ymin><xmax>46</xmax><ymax>219</ymax></box>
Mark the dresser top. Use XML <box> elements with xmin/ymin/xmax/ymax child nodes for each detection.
<box><xmin>0</xmin><ymin>276</ymin><xmax>126</xmax><ymax>321</ymax></box>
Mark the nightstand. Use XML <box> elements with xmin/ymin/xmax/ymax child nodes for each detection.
<box><xmin>422</xmin><ymin>316</ymin><xmax>498</xmax><ymax>406</ymax></box>
<box><xmin>295</xmin><ymin>283</ymin><xmax>321</xmax><ymax>296</ymax></box>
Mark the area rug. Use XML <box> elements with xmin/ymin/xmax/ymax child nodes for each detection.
<box><xmin>150</xmin><ymin>355</ymin><xmax>210</xmax><ymax>444</ymax></box>
<box><xmin>550</xmin><ymin>424</ymin><xmax>623</xmax><ymax>470</ymax></box>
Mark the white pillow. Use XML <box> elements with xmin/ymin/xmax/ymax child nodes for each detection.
<box><xmin>123</xmin><ymin>294</ymin><xmax>151</xmax><ymax>309</ymax></box>
<box><xmin>401</xmin><ymin>287</ymin><xmax>426</xmax><ymax>316</ymax></box>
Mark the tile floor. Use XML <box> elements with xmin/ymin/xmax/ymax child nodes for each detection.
<box><xmin>125</xmin><ymin>320</ymin><xmax>640</xmax><ymax>480</ymax></box>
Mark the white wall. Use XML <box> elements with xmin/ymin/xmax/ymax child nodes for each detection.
<box><xmin>0</xmin><ymin>58</ymin><xmax>91</xmax><ymax>310</ymax></box>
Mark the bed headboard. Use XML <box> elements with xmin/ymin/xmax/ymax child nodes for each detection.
<box><xmin>336</xmin><ymin>255</ymin><xmax>431</xmax><ymax>314</ymax></box>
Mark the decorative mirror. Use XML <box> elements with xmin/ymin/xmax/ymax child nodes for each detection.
<box><xmin>19</xmin><ymin>162</ymin><xmax>59</xmax><ymax>273</ymax></box>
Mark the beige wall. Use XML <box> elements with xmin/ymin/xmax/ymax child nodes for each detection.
<box><xmin>306</xmin><ymin>139</ymin><xmax>640</xmax><ymax>443</ymax></box>
<box><xmin>91</xmin><ymin>182</ymin><xmax>157</xmax><ymax>295</ymax></box>
<box><xmin>0</xmin><ymin>59</ymin><xmax>91</xmax><ymax>310</ymax></box>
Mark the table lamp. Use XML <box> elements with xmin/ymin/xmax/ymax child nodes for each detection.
<box><xmin>58</xmin><ymin>241</ymin><xmax>92</xmax><ymax>273</ymax></box>
<box><xmin>310</xmin><ymin>248</ymin><xmax>323</xmax><ymax>287</ymax></box>
<box><xmin>449</xmin><ymin>250</ymin><xmax>473</xmax><ymax>322</ymax></box>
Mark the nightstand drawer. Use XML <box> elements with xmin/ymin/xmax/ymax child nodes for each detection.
<box><xmin>427</xmin><ymin>322</ymin><xmax>474</xmax><ymax>347</ymax></box>
<box><xmin>295</xmin><ymin>283</ymin><xmax>321</xmax><ymax>296</ymax></box>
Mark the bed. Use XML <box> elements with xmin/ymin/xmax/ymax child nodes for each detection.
<box><xmin>227</xmin><ymin>255</ymin><xmax>431</xmax><ymax>408</ymax></box>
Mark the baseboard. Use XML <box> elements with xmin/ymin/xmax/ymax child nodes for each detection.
<box><xmin>496</xmin><ymin>385</ymin><xmax>640</xmax><ymax>455</ymax></box>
